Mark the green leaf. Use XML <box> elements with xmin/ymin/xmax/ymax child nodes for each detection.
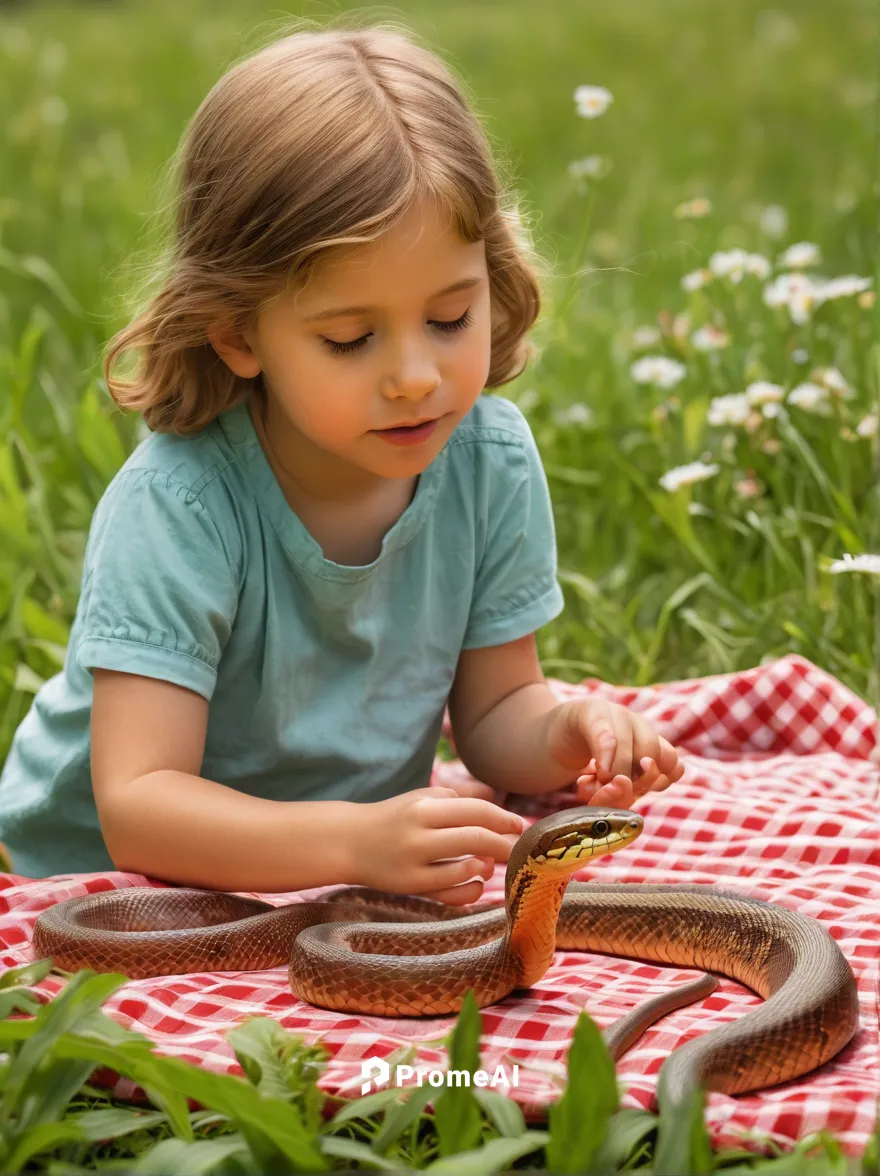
<box><xmin>131</xmin><ymin>1135</ymin><xmax>250</xmax><ymax>1174</ymax></box>
<box><xmin>0</xmin><ymin>958</ymin><xmax>55</xmax><ymax>991</ymax></box>
<box><xmin>4</xmin><ymin>1121</ymin><xmax>86</xmax><ymax>1172</ymax></box>
<box><xmin>1</xmin><ymin>971</ymin><xmax>130</xmax><ymax>1119</ymax></box>
<box><xmin>590</xmin><ymin>1107</ymin><xmax>657</xmax><ymax>1171</ymax></box>
<box><xmin>471</xmin><ymin>1086</ymin><xmax>526</xmax><ymax>1138</ymax></box>
<box><xmin>545</xmin><ymin>1010</ymin><xmax>618</xmax><ymax>1174</ymax></box>
<box><xmin>320</xmin><ymin>1135</ymin><xmax>409</xmax><ymax>1169</ymax></box>
<box><xmin>371</xmin><ymin>1082</ymin><xmax>436</xmax><ymax>1155</ymax></box>
<box><xmin>66</xmin><ymin>1106</ymin><xmax>170</xmax><ymax>1142</ymax></box>
<box><xmin>434</xmin><ymin>990</ymin><xmax>485</xmax><ymax>1157</ymax></box>
<box><xmin>425</xmin><ymin>1129</ymin><xmax>549</xmax><ymax>1173</ymax></box>
<box><xmin>653</xmin><ymin>1082</ymin><xmax>713</xmax><ymax>1176</ymax></box>
<box><xmin>17</xmin><ymin>1058</ymin><xmax>97</xmax><ymax>1127</ymax></box>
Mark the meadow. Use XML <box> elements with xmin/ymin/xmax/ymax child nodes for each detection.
<box><xmin>0</xmin><ymin>0</ymin><xmax>877</xmax><ymax>1169</ymax></box>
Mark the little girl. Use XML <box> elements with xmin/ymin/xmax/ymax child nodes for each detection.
<box><xmin>0</xmin><ymin>20</ymin><xmax>682</xmax><ymax>894</ymax></box>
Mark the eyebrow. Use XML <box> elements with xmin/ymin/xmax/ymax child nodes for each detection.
<box><xmin>301</xmin><ymin>276</ymin><xmax>484</xmax><ymax>322</ymax></box>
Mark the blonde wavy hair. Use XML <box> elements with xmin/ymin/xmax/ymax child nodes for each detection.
<box><xmin>104</xmin><ymin>16</ymin><xmax>551</xmax><ymax>434</ymax></box>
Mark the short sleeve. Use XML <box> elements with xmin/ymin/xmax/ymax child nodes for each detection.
<box><xmin>462</xmin><ymin>409</ymin><xmax>565</xmax><ymax>649</ymax></box>
<box><xmin>75</xmin><ymin>469</ymin><xmax>240</xmax><ymax>701</ymax></box>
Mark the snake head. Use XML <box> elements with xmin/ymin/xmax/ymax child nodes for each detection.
<box><xmin>519</xmin><ymin>807</ymin><xmax>643</xmax><ymax>876</ymax></box>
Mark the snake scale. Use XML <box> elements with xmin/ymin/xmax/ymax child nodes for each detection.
<box><xmin>33</xmin><ymin>807</ymin><xmax>859</xmax><ymax>1109</ymax></box>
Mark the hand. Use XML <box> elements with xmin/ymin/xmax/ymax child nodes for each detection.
<box><xmin>545</xmin><ymin>698</ymin><xmax>684</xmax><ymax>809</ymax></box>
<box><xmin>353</xmin><ymin>786</ymin><xmax>524</xmax><ymax>906</ymax></box>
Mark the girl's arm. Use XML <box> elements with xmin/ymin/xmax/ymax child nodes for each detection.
<box><xmin>91</xmin><ymin>669</ymin><xmax>357</xmax><ymax>892</ymax></box>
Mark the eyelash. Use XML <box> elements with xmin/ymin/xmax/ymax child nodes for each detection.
<box><xmin>320</xmin><ymin>308</ymin><xmax>474</xmax><ymax>356</ymax></box>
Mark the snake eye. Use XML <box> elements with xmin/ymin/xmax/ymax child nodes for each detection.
<box><xmin>592</xmin><ymin>820</ymin><xmax>610</xmax><ymax>838</ymax></box>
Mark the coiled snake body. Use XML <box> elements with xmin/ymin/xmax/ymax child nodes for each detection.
<box><xmin>33</xmin><ymin>807</ymin><xmax>859</xmax><ymax>1109</ymax></box>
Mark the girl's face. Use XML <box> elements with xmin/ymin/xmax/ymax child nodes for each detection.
<box><xmin>216</xmin><ymin>197</ymin><xmax>492</xmax><ymax>493</ymax></box>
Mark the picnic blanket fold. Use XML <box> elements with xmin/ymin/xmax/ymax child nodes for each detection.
<box><xmin>0</xmin><ymin>654</ymin><xmax>877</xmax><ymax>1157</ymax></box>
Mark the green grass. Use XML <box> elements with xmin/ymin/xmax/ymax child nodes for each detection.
<box><xmin>0</xmin><ymin>0</ymin><xmax>877</xmax><ymax>1168</ymax></box>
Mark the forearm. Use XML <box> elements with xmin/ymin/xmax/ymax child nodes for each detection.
<box><xmin>455</xmin><ymin>683</ymin><xmax>577</xmax><ymax>795</ymax></box>
<box><xmin>97</xmin><ymin>769</ymin><xmax>358</xmax><ymax>892</ymax></box>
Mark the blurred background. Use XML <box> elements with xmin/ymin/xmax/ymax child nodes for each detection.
<box><xmin>0</xmin><ymin>0</ymin><xmax>877</xmax><ymax>762</ymax></box>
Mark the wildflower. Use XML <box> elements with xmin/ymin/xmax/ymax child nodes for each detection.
<box><xmin>659</xmin><ymin>460</ymin><xmax>720</xmax><ymax>492</ymax></box>
<box><xmin>829</xmin><ymin>553</ymin><xmax>880</xmax><ymax>576</ymax></box>
<box><xmin>708</xmin><ymin>392</ymin><xmax>751</xmax><ymax>427</ymax></box>
<box><xmin>574</xmin><ymin>85</ymin><xmax>613</xmax><ymax>118</ymax></box>
<box><xmin>691</xmin><ymin>324</ymin><xmax>730</xmax><ymax>351</ymax></box>
<box><xmin>759</xmin><ymin>205</ymin><xmax>789</xmax><ymax>237</ymax></box>
<box><xmin>761</xmin><ymin>402</ymin><xmax>784</xmax><ymax>420</ymax></box>
<box><xmin>819</xmin><ymin>275</ymin><xmax>873</xmax><ymax>300</ymax></box>
<box><xmin>554</xmin><ymin>403</ymin><xmax>593</xmax><ymax>427</ymax></box>
<box><xmin>517</xmin><ymin>388</ymin><xmax>540</xmax><ymax>413</ymax></box>
<box><xmin>630</xmin><ymin>356</ymin><xmax>687</xmax><ymax>388</ymax></box>
<box><xmin>744</xmin><ymin>412</ymin><xmax>764</xmax><ymax>434</ymax></box>
<box><xmin>709</xmin><ymin>249</ymin><xmax>771</xmax><ymax>283</ymax></box>
<box><xmin>734</xmin><ymin>475</ymin><xmax>763</xmax><ymax>499</ymax></box>
<box><xmin>787</xmin><ymin>382</ymin><xmax>833</xmax><ymax>415</ymax></box>
<box><xmin>682</xmin><ymin>268</ymin><xmax>713</xmax><ymax>292</ymax></box>
<box><xmin>840</xmin><ymin>426</ymin><xmax>858</xmax><ymax>442</ymax></box>
<box><xmin>674</xmin><ymin>197</ymin><xmax>712</xmax><ymax>219</ymax></box>
<box><xmin>777</xmin><ymin>242</ymin><xmax>821</xmax><ymax>268</ymax></box>
<box><xmin>746</xmin><ymin>381</ymin><xmax>785</xmax><ymax>407</ymax></box>
<box><xmin>568</xmin><ymin>155</ymin><xmax>610</xmax><ymax>180</ymax></box>
<box><xmin>858</xmin><ymin>290</ymin><xmax>876</xmax><ymax>309</ymax></box>
<box><xmin>812</xmin><ymin>366</ymin><xmax>853</xmax><ymax>399</ymax></box>
<box><xmin>856</xmin><ymin>414</ymin><xmax>878</xmax><ymax>437</ymax></box>
<box><xmin>761</xmin><ymin>437</ymin><xmax>782</xmax><ymax>455</ymax></box>
<box><xmin>631</xmin><ymin>325</ymin><xmax>662</xmax><ymax>349</ymax></box>
<box><xmin>763</xmin><ymin>272</ymin><xmax>824</xmax><ymax>324</ymax></box>
<box><xmin>792</xmin><ymin>348</ymin><xmax>809</xmax><ymax>364</ymax></box>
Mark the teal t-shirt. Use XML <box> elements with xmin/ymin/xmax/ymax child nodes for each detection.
<box><xmin>0</xmin><ymin>392</ymin><xmax>564</xmax><ymax>878</ymax></box>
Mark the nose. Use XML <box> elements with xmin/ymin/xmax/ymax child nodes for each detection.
<box><xmin>382</xmin><ymin>333</ymin><xmax>442</xmax><ymax>400</ymax></box>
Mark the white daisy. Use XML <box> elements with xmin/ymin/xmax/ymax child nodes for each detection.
<box><xmin>630</xmin><ymin>356</ymin><xmax>687</xmax><ymax>388</ymax></box>
<box><xmin>745</xmin><ymin>381</ymin><xmax>786</xmax><ymax>406</ymax></box>
<box><xmin>856</xmin><ymin>414</ymin><xmax>878</xmax><ymax>437</ymax></box>
<box><xmin>813</xmin><ymin>366</ymin><xmax>854</xmax><ymax>399</ymax></box>
<box><xmin>787</xmin><ymin>382</ymin><xmax>833</xmax><ymax>414</ymax></box>
<box><xmin>682</xmin><ymin>268</ymin><xmax>713</xmax><ymax>292</ymax></box>
<box><xmin>828</xmin><ymin>553</ymin><xmax>880</xmax><ymax>576</ymax></box>
<box><xmin>631</xmin><ymin>325</ymin><xmax>662</xmax><ymax>349</ymax></box>
<box><xmin>691</xmin><ymin>324</ymin><xmax>730</xmax><ymax>350</ymax></box>
<box><xmin>660</xmin><ymin>460</ymin><xmax>720</xmax><ymax>492</ymax></box>
<box><xmin>707</xmin><ymin>392</ymin><xmax>751</xmax><ymax>427</ymax></box>
<box><xmin>819</xmin><ymin>275</ymin><xmax>873</xmax><ymax>300</ymax></box>
<box><xmin>777</xmin><ymin>241</ymin><xmax>821</xmax><ymax>268</ymax></box>
<box><xmin>574</xmin><ymin>85</ymin><xmax>613</xmax><ymax>118</ymax></box>
<box><xmin>759</xmin><ymin>205</ymin><xmax>789</xmax><ymax>238</ymax></box>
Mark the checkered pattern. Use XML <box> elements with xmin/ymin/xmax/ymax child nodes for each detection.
<box><xmin>0</xmin><ymin>655</ymin><xmax>877</xmax><ymax>1158</ymax></box>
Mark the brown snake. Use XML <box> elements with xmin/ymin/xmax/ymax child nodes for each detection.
<box><xmin>33</xmin><ymin>807</ymin><xmax>859</xmax><ymax>1110</ymax></box>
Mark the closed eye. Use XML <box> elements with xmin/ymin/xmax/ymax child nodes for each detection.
<box><xmin>320</xmin><ymin>308</ymin><xmax>474</xmax><ymax>356</ymax></box>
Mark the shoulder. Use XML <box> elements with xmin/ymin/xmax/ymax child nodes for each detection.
<box><xmin>443</xmin><ymin>393</ymin><xmax>544</xmax><ymax>491</ymax></box>
<box><xmin>91</xmin><ymin>415</ymin><xmax>244</xmax><ymax>567</ymax></box>
<box><xmin>447</xmin><ymin>393</ymin><xmax>535</xmax><ymax>452</ymax></box>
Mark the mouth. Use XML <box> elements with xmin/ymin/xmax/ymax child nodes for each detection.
<box><xmin>373</xmin><ymin>416</ymin><xmax>443</xmax><ymax>446</ymax></box>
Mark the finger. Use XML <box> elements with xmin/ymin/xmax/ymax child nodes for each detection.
<box><xmin>577</xmin><ymin>699</ymin><xmax>619</xmax><ymax>776</ymax></box>
<box><xmin>656</xmin><ymin>736</ymin><xmax>681</xmax><ymax>777</ymax></box>
<box><xmin>442</xmin><ymin>779</ymin><xmax>509</xmax><ymax>805</ymax></box>
<box><xmin>427</xmin><ymin>826</ymin><xmax>522</xmax><ymax>864</ymax></box>
<box><xmin>632</xmin><ymin>758</ymin><xmax>660</xmax><ymax>798</ymax></box>
<box><xmin>418</xmin><ymin>855</ymin><xmax>495</xmax><ymax>895</ymax></box>
<box><xmin>418</xmin><ymin>796</ymin><xmax>524</xmax><ymax>836</ymax></box>
<box><xmin>627</xmin><ymin>713</ymin><xmax>663</xmax><ymax>776</ymax></box>
<box><xmin>588</xmin><ymin>775</ymin><xmax>634</xmax><ymax>809</ymax></box>
<box><xmin>421</xmin><ymin>878</ymin><xmax>490</xmax><ymax>906</ymax></box>
<box><xmin>603</xmin><ymin>703</ymin><xmax>634</xmax><ymax>781</ymax></box>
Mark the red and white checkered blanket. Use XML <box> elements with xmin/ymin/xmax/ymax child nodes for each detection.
<box><xmin>1</xmin><ymin>654</ymin><xmax>877</xmax><ymax>1157</ymax></box>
